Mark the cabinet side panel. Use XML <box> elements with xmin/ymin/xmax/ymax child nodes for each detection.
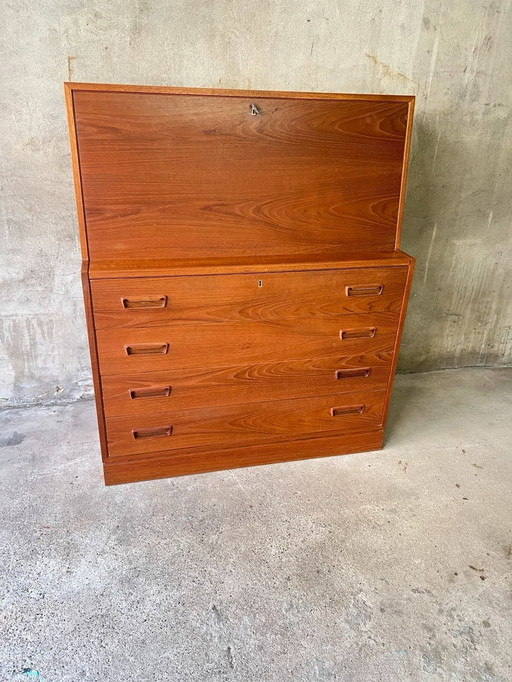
<box><xmin>381</xmin><ymin>259</ymin><xmax>415</xmax><ymax>427</ymax></box>
<box><xmin>81</xmin><ymin>267</ymin><xmax>109</xmax><ymax>461</ymax></box>
<box><xmin>395</xmin><ymin>98</ymin><xmax>415</xmax><ymax>249</ymax></box>
<box><xmin>64</xmin><ymin>84</ymin><xmax>89</xmax><ymax>261</ymax></box>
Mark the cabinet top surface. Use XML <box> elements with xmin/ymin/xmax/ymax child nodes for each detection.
<box><xmin>65</xmin><ymin>82</ymin><xmax>415</xmax><ymax>102</ymax></box>
<box><xmin>86</xmin><ymin>250</ymin><xmax>413</xmax><ymax>279</ymax></box>
<box><xmin>66</xmin><ymin>83</ymin><xmax>414</xmax><ymax>265</ymax></box>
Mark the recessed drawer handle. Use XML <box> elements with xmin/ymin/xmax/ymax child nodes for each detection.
<box><xmin>121</xmin><ymin>296</ymin><xmax>168</xmax><ymax>309</ymax></box>
<box><xmin>129</xmin><ymin>386</ymin><xmax>172</xmax><ymax>399</ymax></box>
<box><xmin>125</xmin><ymin>343</ymin><xmax>169</xmax><ymax>356</ymax></box>
<box><xmin>132</xmin><ymin>425</ymin><xmax>173</xmax><ymax>439</ymax></box>
<box><xmin>346</xmin><ymin>285</ymin><xmax>383</xmax><ymax>297</ymax></box>
<box><xmin>335</xmin><ymin>368</ymin><xmax>371</xmax><ymax>379</ymax></box>
<box><xmin>331</xmin><ymin>405</ymin><xmax>365</xmax><ymax>417</ymax></box>
<box><xmin>340</xmin><ymin>328</ymin><xmax>376</xmax><ymax>339</ymax></box>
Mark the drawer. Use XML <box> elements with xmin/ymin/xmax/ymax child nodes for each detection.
<box><xmin>95</xmin><ymin>314</ymin><xmax>399</xmax><ymax>376</ymax></box>
<box><xmin>101</xmin><ymin>361</ymin><xmax>392</xmax><ymax>417</ymax></box>
<box><xmin>105</xmin><ymin>390</ymin><xmax>386</xmax><ymax>458</ymax></box>
<box><xmin>90</xmin><ymin>267</ymin><xmax>407</xmax><ymax>330</ymax></box>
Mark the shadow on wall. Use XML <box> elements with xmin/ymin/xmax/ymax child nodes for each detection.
<box><xmin>398</xmin><ymin>117</ymin><xmax>447</xmax><ymax>371</ymax></box>
<box><xmin>398</xmin><ymin>116</ymin><xmax>511</xmax><ymax>372</ymax></box>
<box><xmin>384</xmin><ymin>380</ymin><xmax>419</xmax><ymax>442</ymax></box>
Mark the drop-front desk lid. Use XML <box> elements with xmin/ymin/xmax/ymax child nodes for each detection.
<box><xmin>65</xmin><ymin>83</ymin><xmax>414</xmax><ymax>269</ymax></box>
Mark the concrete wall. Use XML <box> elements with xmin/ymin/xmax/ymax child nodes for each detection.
<box><xmin>1</xmin><ymin>0</ymin><xmax>511</xmax><ymax>406</ymax></box>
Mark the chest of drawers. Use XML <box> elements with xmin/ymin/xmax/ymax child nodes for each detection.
<box><xmin>65</xmin><ymin>83</ymin><xmax>415</xmax><ymax>485</ymax></box>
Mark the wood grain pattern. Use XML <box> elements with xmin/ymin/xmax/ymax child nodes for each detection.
<box><xmin>382</xmin><ymin>256</ymin><xmax>416</xmax><ymax>427</ymax></box>
<box><xmin>65</xmin><ymin>86</ymin><xmax>89</xmax><ymax>261</ymax></box>
<box><xmin>102</xmin><ymin>428</ymin><xmax>385</xmax><ymax>485</ymax></box>
<box><xmin>66</xmin><ymin>82</ymin><xmax>414</xmax><ymax>103</ymax></box>
<box><xmin>80</xmin><ymin>264</ymin><xmax>109</xmax><ymax>461</ymax></box>
<box><xmin>91</xmin><ymin>267</ymin><xmax>407</xmax><ymax>330</ymax></box>
<box><xmin>73</xmin><ymin>91</ymin><xmax>410</xmax><ymax>261</ymax></box>
<box><xmin>395</xmin><ymin>97</ymin><xmax>415</xmax><ymax>248</ymax></box>
<box><xmin>95</xmin><ymin>313</ymin><xmax>399</xmax><ymax>376</ymax></box>
<box><xmin>105</xmin><ymin>390</ymin><xmax>386</xmax><ymax>458</ymax></box>
<box><xmin>88</xmin><ymin>250</ymin><xmax>413</xmax><ymax>279</ymax></box>
<box><xmin>101</xmin><ymin>359</ymin><xmax>393</xmax><ymax>417</ymax></box>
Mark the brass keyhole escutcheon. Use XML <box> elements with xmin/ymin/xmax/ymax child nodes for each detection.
<box><xmin>257</xmin><ymin>280</ymin><xmax>263</xmax><ymax>287</ymax></box>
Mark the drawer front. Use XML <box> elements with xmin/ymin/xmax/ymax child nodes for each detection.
<box><xmin>101</xmin><ymin>360</ymin><xmax>392</xmax><ymax>417</ymax></box>
<box><xmin>95</xmin><ymin>314</ymin><xmax>399</xmax><ymax>376</ymax></box>
<box><xmin>105</xmin><ymin>391</ymin><xmax>386</xmax><ymax>458</ymax></box>
<box><xmin>91</xmin><ymin>267</ymin><xmax>407</xmax><ymax>330</ymax></box>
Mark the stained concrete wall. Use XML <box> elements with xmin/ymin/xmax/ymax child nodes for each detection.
<box><xmin>1</xmin><ymin>0</ymin><xmax>511</xmax><ymax>406</ymax></box>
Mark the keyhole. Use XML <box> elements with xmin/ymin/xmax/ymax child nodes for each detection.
<box><xmin>257</xmin><ymin>280</ymin><xmax>263</xmax><ymax>287</ymax></box>
<box><xmin>251</xmin><ymin>103</ymin><xmax>259</xmax><ymax>116</ymax></box>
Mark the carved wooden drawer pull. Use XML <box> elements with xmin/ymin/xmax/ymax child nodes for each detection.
<box><xmin>129</xmin><ymin>386</ymin><xmax>172</xmax><ymax>399</ymax></box>
<box><xmin>331</xmin><ymin>405</ymin><xmax>365</xmax><ymax>417</ymax></box>
<box><xmin>125</xmin><ymin>343</ymin><xmax>169</xmax><ymax>356</ymax></box>
<box><xmin>345</xmin><ymin>285</ymin><xmax>383</xmax><ymax>297</ymax></box>
<box><xmin>132</xmin><ymin>425</ymin><xmax>173</xmax><ymax>439</ymax></box>
<box><xmin>339</xmin><ymin>328</ymin><xmax>376</xmax><ymax>340</ymax></box>
<box><xmin>335</xmin><ymin>368</ymin><xmax>371</xmax><ymax>379</ymax></box>
<box><xmin>121</xmin><ymin>296</ymin><xmax>168</xmax><ymax>309</ymax></box>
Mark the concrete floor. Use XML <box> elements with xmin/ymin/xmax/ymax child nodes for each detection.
<box><xmin>1</xmin><ymin>368</ymin><xmax>511</xmax><ymax>682</ymax></box>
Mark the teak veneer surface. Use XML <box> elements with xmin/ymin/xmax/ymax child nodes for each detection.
<box><xmin>101</xmin><ymin>363</ymin><xmax>392</xmax><ymax>417</ymax></box>
<box><xmin>88</xmin><ymin>250</ymin><xmax>412</xmax><ymax>278</ymax></box>
<box><xmin>90</xmin><ymin>267</ymin><xmax>407</xmax><ymax>329</ymax></box>
<box><xmin>73</xmin><ymin>90</ymin><xmax>412</xmax><ymax>261</ymax></box>
<box><xmin>105</xmin><ymin>390</ymin><xmax>387</xmax><ymax>458</ymax></box>
<box><xmin>103</xmin><ymin>429</ymin><xmax>386</xmax><ymax>485</ymax></box>
<box><xmin>65</xmin><ymin>83</ymin><xmax>415</xmax><ymax>485</ymax></box>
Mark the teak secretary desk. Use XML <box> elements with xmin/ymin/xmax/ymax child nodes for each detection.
<box><xmin>65</xmin><ymin>82</ymin><xmax>415</xmax><ymax>485</ymax></box>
